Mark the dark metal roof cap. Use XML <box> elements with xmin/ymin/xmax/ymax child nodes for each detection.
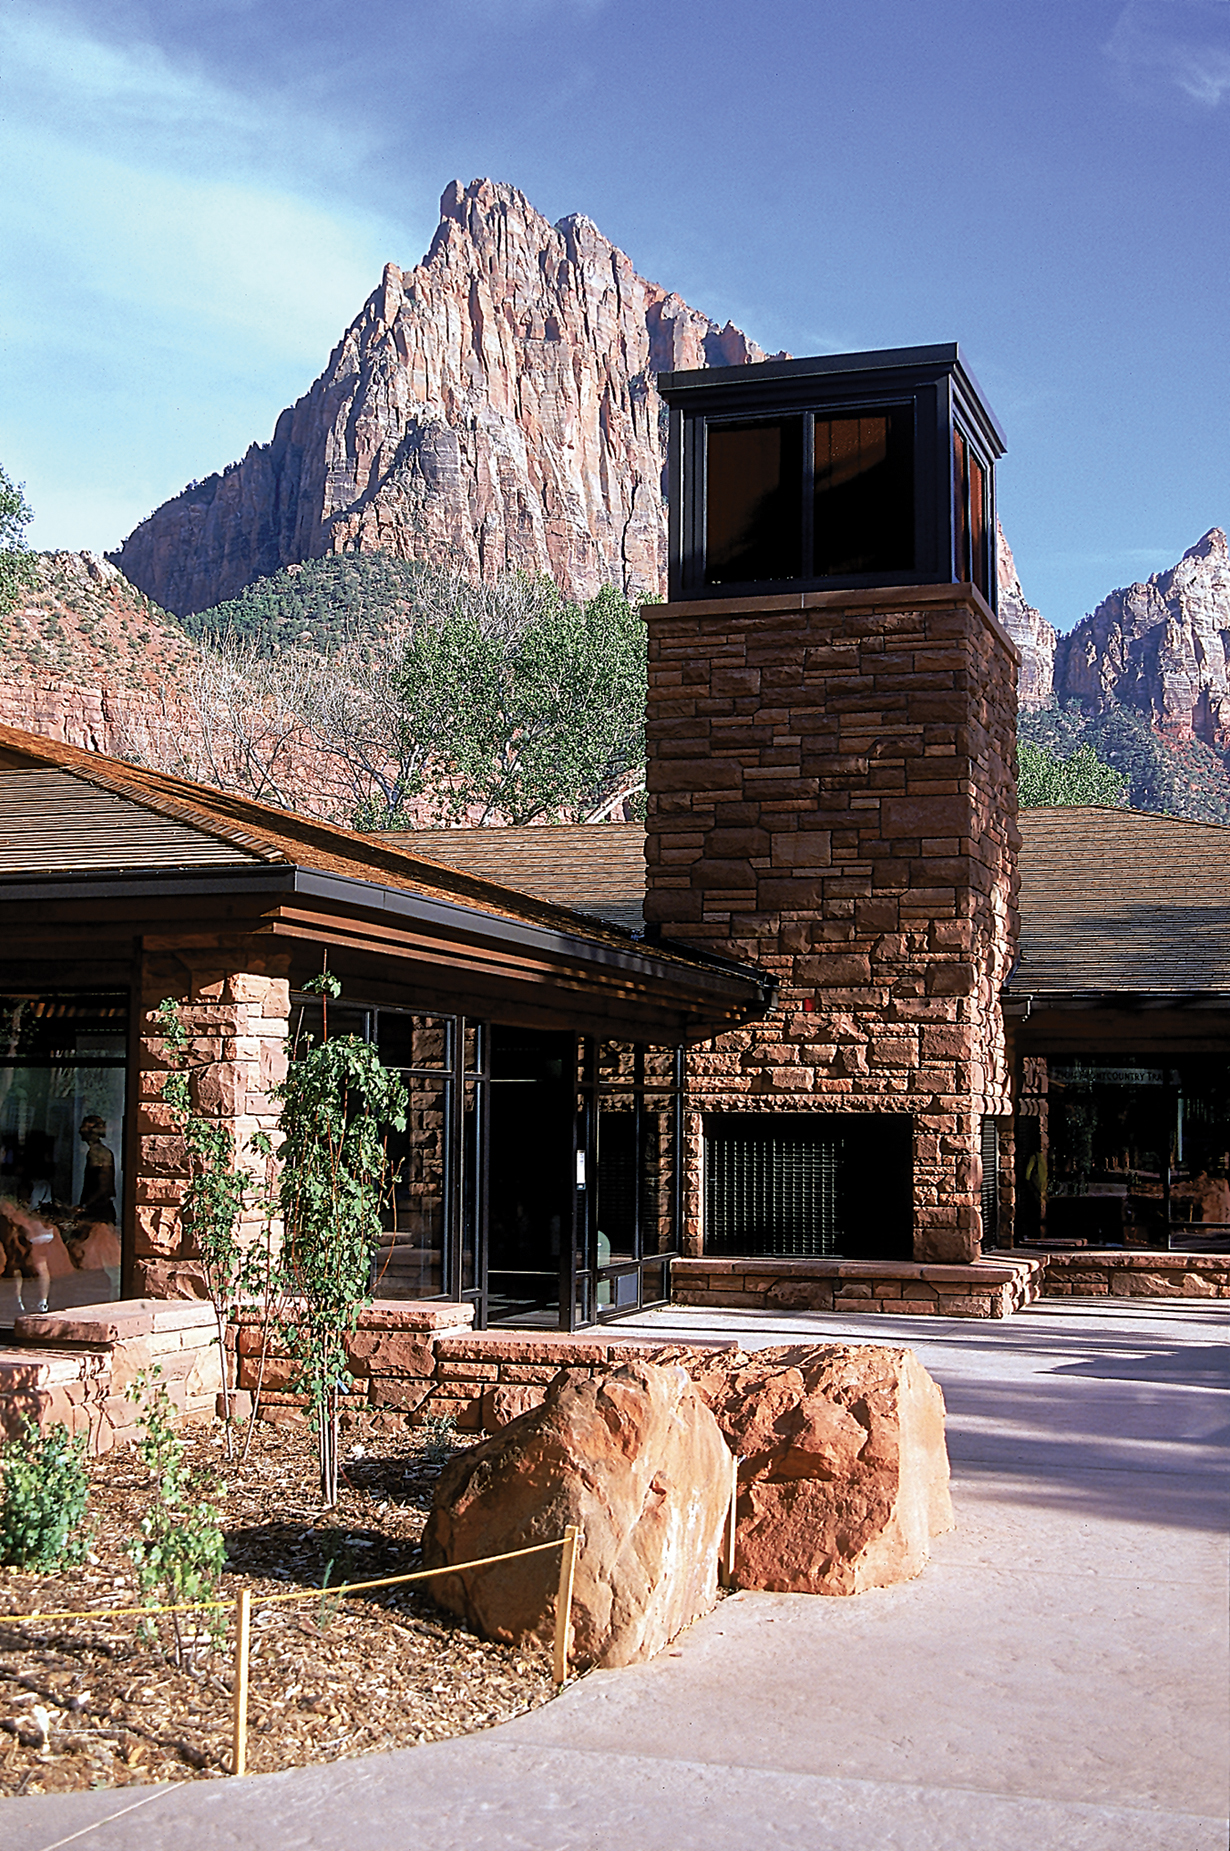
<box><xmin>658</xmin><ymin>342</ymin><xmax>1007</xmax><ymax>454</ymax></box>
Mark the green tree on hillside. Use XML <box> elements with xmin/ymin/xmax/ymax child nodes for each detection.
<box><xmin>161</xmin><ymin>567</ymin><xmax>649</xmax><ymax>829</ymax></box>
<box><xmin>1017</xmin><ymin>739</ymin><xmax>1128</xmax><ymax>808</ymax></box>
<box><xmin>382</xmin><ymin>577</ymin><xmax>646</xmax><ymax>826</ymax></box>
<box><xmin>0</xmin><ymin>466</ymin><xmax>36</xmax><ymax>616</ymax></box>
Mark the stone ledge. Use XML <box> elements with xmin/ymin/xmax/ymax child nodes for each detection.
<box><xmin>12</xmin><ymin>1299</ymin><xmax>217</xmax><ymax>1348</ymax></box>
<box><xmin>232</xmin><ymin>1299</ymin><xmax>475</xmax><ymax>1333</ymax></box>
<box><xmin>1033</xmin><ymin>1250</ymin><xmax>1230</xmax><ymax>1272</ymax></box>
<box><xmin>670</xmin><ymin>1257</ymin><xmax>1042</xmax><ymax>1286</ymax></box>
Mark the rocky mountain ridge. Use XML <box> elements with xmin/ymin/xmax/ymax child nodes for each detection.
<box><xmin>112</xmin><ymin>179</ymin><xmax>778</xmax><ymax>618</ymax></box>
<box><xmin>1052</xmin><ymin>528</ymin><xmax>1230</xmax><ymax>743</ymax></box>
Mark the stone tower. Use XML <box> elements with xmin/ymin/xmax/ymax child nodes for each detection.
<box><xmin>646</xmin><ymin>346</ymin><xmax>1023</xmax><ymax>1305</ymax></box>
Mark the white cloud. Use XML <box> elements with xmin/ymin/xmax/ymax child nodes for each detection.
<box><xmin>0</xmin><ymin>14</ymin><xmax>429</xmax><ymax>551</ymax></box>
<box><xmin>1105</xmin><ymin>0</ymin><xmax>1230</xmax><ymax>106</ymax></box>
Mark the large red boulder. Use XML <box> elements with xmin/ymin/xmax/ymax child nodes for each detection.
<box><xmin>421</xmin><ymin>1360</ymin><xmax>733</xmax><ymax>1668</ymax></box>
<box><xmin>687</xmin><ymin>1343</ymin><xmax>953</xmax><ymax>1595</ymax></box>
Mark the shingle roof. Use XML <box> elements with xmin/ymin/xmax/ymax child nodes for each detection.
<box><xmin>0</xmin><ymin>727</ymin><xmax>652</xmax><ymax>955</ymax></box>
<box><xmin>379</xmin><ymin>823</ymin><xmax>648</xmax><ymax>930</ymax></box>
<box><xmin>1014</xmin><ymin>805</ymin><xmax>1230</xmax><ymax>997</ymax></box>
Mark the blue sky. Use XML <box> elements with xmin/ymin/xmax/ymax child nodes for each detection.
<box><xmin>1</xmin><ymin>0</ymin><xmax>1226</xmax><ymax>630</ymax></box>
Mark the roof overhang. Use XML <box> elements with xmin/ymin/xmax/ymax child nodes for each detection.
<box><xmin>0</xmin><ymin>862</ymin><xmax>774</xmax><ymax>1039</ymax></box>
<box><xmin>1004</xmin><ymin>989</ymin><xmax>1230</xmax><ymax>1016</ymax></box>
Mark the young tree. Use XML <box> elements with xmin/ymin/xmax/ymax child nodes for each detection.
<box><xmin>387</xmin><ymin>576</ymin><xmax>647</xmax><ymax>826</ymax></box>
<box><xmin>274</xmin><ymin>974</ymin><xmax>407</xmax><ymax>1505</ymax></box>
<box><xmin>0</xmin><ymin>465</ymin><xmax>36</xmax><ymax>616</ymax></box>
<box><xmin>1017</xmin><ymin>740</ymin><xmax>1128</xmax><ymax>808</ymax></box>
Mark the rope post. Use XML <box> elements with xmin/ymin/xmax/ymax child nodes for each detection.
<box><xmin>552</xmin><ymin>1524</ymin><xmax>580</xmax><ymax>1687</ymax></box>
<box><xmin>231</xmin><ymin>1587</ymin><xmax>252</xmax><ymax>1776</ymax></box>
<box><xmin>720</xmin><ymin>1451</ymin><xmax>739</xmax><ymax>1588</ymax></box>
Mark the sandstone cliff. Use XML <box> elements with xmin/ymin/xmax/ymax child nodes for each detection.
<box><xmin>112</xmin><ymin>179</ymin><xmax>778</xmax><ymax>617</ymax></box>
<box><xmin>1054</xmin><ymin>529</ymin><xmax>1230</xmax><ymax>745</ymax></box>
<box><xmin>0</xmin><ymin>552</ymin><xmax>197</xmax><ymax>758</ymax></box>
<box><xmin>0</xmin><ymin>554</ymin><xmax>355</xmax><ymax>819</ymax></box>
<box><xmin>997</xmin><ymin>521</ymin><xmax>1057</xmax><ymax>709</ymax></box>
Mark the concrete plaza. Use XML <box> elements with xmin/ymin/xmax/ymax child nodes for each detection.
<box><xmin>9</xmin><ymin>1297</ymin><xmax>1229</xmax><ymax>1851</ymax></box>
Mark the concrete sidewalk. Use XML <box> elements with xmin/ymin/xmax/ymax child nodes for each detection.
<box><xmin>8</xmin><ymin>1299</ymin><xmax>1229</xmax><ymax>1851</ymax></box>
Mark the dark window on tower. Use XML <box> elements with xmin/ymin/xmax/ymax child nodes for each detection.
<box><xmin>705</xmin><ymin>1113</ymin><xmax>913</xmax><ymax>1262</ymax></box>
<box><xmin>813</xmin><ymin>408</ymin><xmax>914</xmax><ymax>577</ymax></box>
<box><xmin>705</xmin><ymin>417</ymin><xmax>804</xmax><ymax>586</ymax></box>
<box><xmin>953</xmin><ymin>425</ymin><xmax>990</xmax><ymax>599</ymax></box>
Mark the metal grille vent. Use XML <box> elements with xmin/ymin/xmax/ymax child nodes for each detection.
<box><xmin>980</xmin><ymin>1116</ymin><xmax>1000</xmax><ymax>1242</ymax></box>
<box><xmin>706</xmin><ymin>1124</ymin><xmax>840</xmax><ymax>1257</ymax></box>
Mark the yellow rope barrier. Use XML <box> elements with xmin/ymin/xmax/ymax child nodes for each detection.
<box><xmin>2</xmin><ymin>1529</ymin><xmax>584</xmax><ymax>1776</ymax></box>
<box><xmin>0</xmin><ymin>1535</ymin><xmax>571</xmax><ymax>1626</ymax></box>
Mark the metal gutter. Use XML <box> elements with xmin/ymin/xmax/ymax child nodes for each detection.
<box><xmin>1003</xmin><ymin>989</ymin><xmax>1230</xmax><ymax>1015</ymax></box>
<box><xmin>0</xmin><ymin>862</ymin><xmax>772</xmax><ymax>1009</ymax></box>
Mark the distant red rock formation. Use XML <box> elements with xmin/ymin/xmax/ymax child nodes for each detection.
<box><xmin>111</xmin><ymin>179</ymin><xmax>780</xmax><ymax>617</ymax></box>
<box><xmin>1055</xmin><ymin>528</ymin><xmax>1230</xmax><ymax>745</ymax></box>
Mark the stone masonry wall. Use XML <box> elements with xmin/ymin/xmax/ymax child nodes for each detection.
<box><xmin>0</xmin><ymin>1300</ymin><xmax>223</xmax><ymax>1454</ymax></box>
<box><xmin>133</xmin><ymin>953</ymin><xmax>290</xmax><ymax>1299</ymax></box>
<box><xmin>643</xmin><ymin>586</ymin><xmax>1020</xmax><ymax>1265</ymax></box>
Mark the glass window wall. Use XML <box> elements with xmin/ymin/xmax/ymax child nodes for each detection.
<box><xmin>1016</xmin><ymin>1055</ymin><xmax>1230</xmax><ymax>1251</ymax></box>
<box><xmin>0</xmin><ymin>993</ymin><xmax>127</xmax><ymax>1319</ymax></box>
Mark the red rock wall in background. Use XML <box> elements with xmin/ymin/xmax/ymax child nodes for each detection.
<box><xmin>1054</xmin><ymin>528</ymin><xmax>1230</xmax><ymax>746</ymax></box>
<box><xmin>111</xmin><ymin>179</ymin><xmax>778</xmax><ymax>618</ymax></box>
<box><xmin>997</xmin><ymin>522</ymin><xmax>1057</xmax><ymax>710</ymax></box>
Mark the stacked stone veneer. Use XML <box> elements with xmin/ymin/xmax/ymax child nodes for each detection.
<box><xmin>671</xmin><ymin>1254</ymin><xmax>1042</xmax><ymax>1318</ymax></box>
<box><xmin>1040</xmin><ymin>1251</ymin><xmax>1230</xmax><ymax>1299</ymax></box>
<box><xmin>0</xmin><ymin>1300</ymin><xmax>222</xmax><ymax>1454</ymax></box>
<box><xmin>229</xmin><ymin>1302</ymin><xmax>726</xmax><ymax>1434</ymax></box>
<box><xmin>643</xmin><ymin>585</ymin><xmax>1020</xmax><ymax>1269</ymax></box>
<box><xmin>134</xmin><ymin>955</ymin><xmax>290</xmax><ymax>1299</ymax></box>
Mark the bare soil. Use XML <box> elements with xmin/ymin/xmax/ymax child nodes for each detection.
<box><xmin>0</xmin><ymin>1417</ymin><xmax>558</xmax><ymax>1797</ymax></box>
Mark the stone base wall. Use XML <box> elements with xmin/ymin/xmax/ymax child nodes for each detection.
<box><xmin>670</xmin><ymin>1255</ymin><xmax>1042</xmax><ymax>1319</ymax></box>
<box><xmin>132</xmin><ymin>955</ymin><xmax>290</xmax><ymax>1299</ymax></box>
<box><xmin>0</xmin><ymin>1300</ymin><xmax>222</xmax><ymax>1454</ymax></box>
<box><xmin>1038</xmin><ymin>1250</ymin><xmax>1230</xmax><ymax>1299</ymax></box>
<box><xmin>644</xmin><ymin>587</ymin><xmax>1020</xmax><ymax>1265</ymax></box>
<box><xmin>228</xmin><ymin>1302</ymin><xmax>717</xmax><ymax>1435</ymax></box>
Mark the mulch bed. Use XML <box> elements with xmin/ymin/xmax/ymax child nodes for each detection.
<box><xmin>1</xmin><ymin>1416</ymin><xmax>558</xmax><ymax>1796</ymax></box>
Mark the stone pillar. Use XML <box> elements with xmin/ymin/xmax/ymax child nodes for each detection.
<box><xmin>644</xmin><ymin>586</ymin><xmax>1019</xmax><ymax>1265</ymax></box>
<box><xmin>133</xmin><ymin>954</ymin><xmax>290</xmax><ymax>1299</ymax></box>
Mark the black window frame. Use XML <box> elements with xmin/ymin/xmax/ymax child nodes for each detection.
<box><xmin>661</xmin><ymin>343</ymin><xmax>1004</xmax><ymax>608</ymax></box>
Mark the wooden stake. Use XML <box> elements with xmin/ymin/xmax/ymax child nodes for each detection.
<box><xmin>552</xmin><ymin>1524</ymin><xmax>580</xmax><ymax>1686</ymax></box>
<box><xmin>231</xmin><ymin>1587</ymin><xmax>251</xmax><ymax>1776</ymax></box>
<box><xmin>720</xmin><ymin>1451</ymin><xmax>739</xmax><ymax>1588</ymax></box>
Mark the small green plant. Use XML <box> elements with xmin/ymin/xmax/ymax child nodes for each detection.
<box><xmin>125</xmin><ymin>1369</ymin><xmax>227</xmax><ymax>1670</ymax></box>
<box><xmin>415</xmin><ymin>1411</ymin><xmax>460</xmax><ymax>1469</ymax></box>
<box><xmin>0</xmin><ymin>1419</ymin><xmax>89</xmax><ymax>1569</ymax></box>
<box><xmin>275</xmin><ymin>971</ymin><xmax>407</xmax><ymax>1506</ymax></box>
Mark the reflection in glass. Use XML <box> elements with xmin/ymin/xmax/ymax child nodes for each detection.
<box><xmin>1022</xmin><ymin>1056</ymin><xmax>1230</xmax><ymax>1251</ymax></box>
<box><xmin>486</xmin><ymin>1027</ymin><xmax>572</xmax><ymax>1326</ymax></box>
<box><xmin>705</xmin><ymin>418</ymin><xmax>803</xmax><ymax>586</ymax></box>
<box><xmin>952</xmin><ymin>425</ymin><xmax>989</xmax><ymax>599</ymax></box>
<box><xmin>813</xmin><ymin>409</ymin><xmax>913</xmax><ymax>577</ymax></box>
<box><xmin>375</xmin><ymin>1074</ymin><xmax>447</xmax><ymax>1299</ymax></box>
<box><xmin>1</xmin><ymin>994</ymin><xmax>127</xmax><ymax>1317</ymax></box>
<box><xmin>597</xmin><ymin>1098</ymin><xmax>637</xmax><ymax>1265</ymax></box>
<box><xmin>640</xmin><ymin>1260</ymin><xmax>667</xmax><ymax>1307</ymax></box>
<box><xmin>376</xmin><ymin>1012</ymin><xmax>450</xmax><ymax>1071</ymax></box>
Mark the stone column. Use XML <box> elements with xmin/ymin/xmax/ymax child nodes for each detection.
<box><xmin>133</xmin><ymin>954</ymin><xmax>289</xmax><ymax>1299</ymax></box>
<box><xmin>644</xmin><ymin>586</ymin><xmax>1019</xmax><ymax>1265</ymax></box>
